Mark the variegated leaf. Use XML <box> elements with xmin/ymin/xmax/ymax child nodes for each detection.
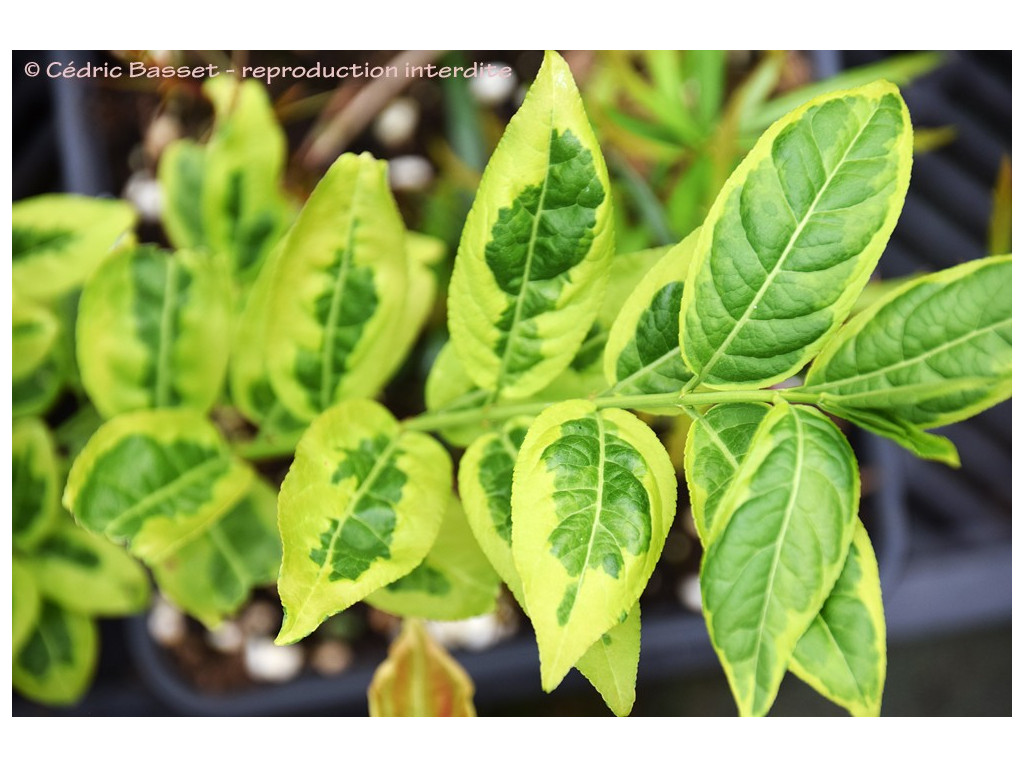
<box><xmin>790</xmin><ymin>521</ymin><xmax>886</xmax><ymax>717</ymax></box>
<box><xmin>276</xmin><ymin>400</ymin><xmax>450</xmax><ymax>644</ymax></box>
<box><xmin>63</xmin><ymin>409</ymin><xmax>254</xmax><ymax>564</ymax></box>
<box><xmin>805</xmin><ymin>254</ymin><xmax>1012</xmax><ymax>459</ymax></box>
<box><xmin>366</xmin><ymin>495</ymin><xmax>500</xmax><ymax>621</ymax></box>
<box><xmin>13</xmin><ymin>293</ymin><xmax>59</xmax><ymax>381</ymax></box>
<box><xmin>686</xmin><ymin>402</ymin><xmax>887</xmax><ymax>716</ymax></box>
<box><xmin>12</xmin><ymin>418</ymin><xmax>61</xmax><ymax>552</ymax></box>
<box><xmin>152</xmin><ymin>477</ymin><xmax>281</xmax><ymax>629</ymax></box>
<box><xmin>264</xmin><ymin>153</ymin><xmax>410</xmax><ymax>420</ymax></box>
<box><xmin>679</xmin><ymin>81</ymin><xmax>913</xmax><ymax>388</ymax></box>
<box><xmin>459</xmin><ymin>419</ymin><xmax>646</xmax><ymax>715</ymax></box>
<box><xmin>13</xmin><ymin>558</ymin><xmax>41</xmax><ymax>657</ymax></box>
<box><xmin>13</xmin><ymin>194</ymin><xmax>136</xmax><ymax>301</ymax></box>
<box><xmin>697</xmin><ymin>403</ymin><xmax>859</xmax><ymax>716</ymax></box>
<box><xmin>25</xmin><ymin>519</ymin><xmax>151</xmax><ymax>617</ymax></box>
<box><xmin>447</xmin><ymin>50</ymin><xmax>615</xmax><ymax>399</ymax></box>
<box><xmin>198</xmin><ymin>77</ymin><xmax>292</xmax><ymax>279</ymax></box>
<box><xmin>76</xmin><ymin>244</ymin><xmax>233</xmax><ymax>418</ymax></box>
<box><xmin>512</xmin><ymin>400</ymin><xmax>676</xmax><ymax>690</ymax></box>
<box><xmin>13</xmin><ymin>600</ymin><xmax>97</xmax><ymax>706</ymax></box>
<box><xmin>604</xmin><ymin>230</ymin><xmax>698</xmax><ymax>402</ymax></box>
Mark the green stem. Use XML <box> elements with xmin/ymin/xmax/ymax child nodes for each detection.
<box><xmin>233</xmin><ymin>431</ymin><xmax>304</xmax><ymax>461</ymax></box>
<box><xmin>401</xmin><ymin>387</ymin><xmax>824</xmax><ymax>433</ymax></box>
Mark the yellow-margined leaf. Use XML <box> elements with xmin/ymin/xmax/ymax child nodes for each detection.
<box><xmin>276</xmin><ymin>400</ymin><xmax>450</xmax><ymax>644</ymax></box>
<box><xmin>447</xmin><ymin>50</ymin><xmax>615</xmax><ymax>400</ymax></box>
<box><xmin>511</xmin><ymin>400</ymin><xmax>676</xmax><ymax>691</ymax></box>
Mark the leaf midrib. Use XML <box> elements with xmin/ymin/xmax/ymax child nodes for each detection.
<box><xmin>612</xmin><ymin>344</ymin><xmax>688</xmax><ymax>393</ymax></box>
<box><xmin>748</xmin><ymin>411</ymin><xmax>804</xmax><ymax>715</ymax></box>
<box><xmin>692</xmin><ymin>102</ymin><xmax>878</xmax><ymax>386</ymax></box>
<box><xmin>292</xmin><ymin>435</ymin><xmax>400</xmax><ymax>623</ymax></box>
<box><xmin>319</xmin><ymin>214</ymin><xmax>360</xmax><ymax>412</ymax></box>
<box><xmin>208</xmin><ymin>523</ymin><xmax>253</xmax><ymax>590</ymax></box>
<box><xmin>154</xmin><ymin>257</ymin><xmax>179</xmax><ymax>407</ymax></box>
<box><xmin>806</xmin><ymin>318</ymin><xmax>1012</xmax><ymax>393</ymax></box>
<box><xmin>813</xmin><ymin>612</ymin><xmax>870</xmax><ymax>705</ymax></box>
<box><xmin>551</xmin><ymin>414</ymin><xmax>607</xmax><ymax>664</ymax></box>
<box><xmin>34</xmin><ymin>616</ymin><xmax>75</xmax><ymax>691</ymax></box>
<box><xmin>103</xmin><ymin>454</ymin><xmax>229</xmax><ymax>537</ymax></box>
<box><xmin>493</xmin><ymin>116</ymin><xmax>555</xmax><ymax>397</ymax></box>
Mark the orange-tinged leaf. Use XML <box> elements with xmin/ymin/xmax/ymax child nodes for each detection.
<box><xmin>367</xmin><ymin>619</ymin><xmax>476</xmax><ymax>717</ymax></box>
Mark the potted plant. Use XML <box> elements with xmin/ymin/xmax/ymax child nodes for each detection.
<box><xmin>12</xmin><ymin>49</ymin><xmax>1011</xmax><ymax>717</ymax></box>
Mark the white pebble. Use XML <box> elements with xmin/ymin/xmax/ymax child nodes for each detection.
<box><xmin>244</xmin><ymin>637</ymin><xmax>304</xmax><ymax>683</ymax></box>
<box><xmin>469</xmin><ymin>62</ymin><xmax>517</xmax><ymax>106</ymax></box>
<box><xmin>206</xmin><ymin>621</ymin><xmax>244</xmax><ymax>654</ymax></box>
<box><xmin>425</xmin><ymin>613</ymin><xmax>514</xmax><ymax>652</ymax></box>
<box><xmin>388</xmin><ymin>155</ymin><xmax>434</xmax><ymax>192</ymax></box>
<box><xmin>678</xmin><ymin>574</ymin><xmax>703</xmax><ymax>613</ymax></box>
<box><xmin>123</xmin><ymin>171</ymin><xmax>162</xmax><ymax>222</ymax></box>
<box><xmin>373</xmin><ymin>97</ymin><xmax>420</xmax><ymax>148</ymax></box>
<box><xmin>310</xmin><ymin>640</ymin><xmax>354</xmax><ymax>676</ymax></box>
<box><xmin>239</xmin><ymin>601</ymin><xmax>279</xmax><ymax>637</ymax></box>
<box><xmin>145</xmin><ymin>113</ymin><xmax>180</xmax><ymax>161</ymax></box>
<box><xmin>148</xmin><ymin>596</ymin><xmax>186</xmax><ymax>647</ymax></box>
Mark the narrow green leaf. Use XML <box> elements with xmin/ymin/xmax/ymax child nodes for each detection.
<box><xmin>988</xmin><ymin>157</ymin><xmax>1011</xmax><ymax>256</ymax></box>
<box><xmin>152</xmin><ymin>477</ymin><xmax>281</xmax><ymax>629</ymax></box>
<box><xmin>448</xmin><ymin>50</ymin><xmax>615</xmax><ymax>399</ymax></box>
<box><xmin>25</xmin><ymin>519</ymin><xmax>151</xmax><ymax>617</ymax></box>
<box><xmin>742</xmin><ymin>52</ymin><xmax>943</xmax><ymax>134</ymax></box>
<box><xmin>366</xmin><ymin>496</ymin><xmax>500</xmax><ymax>621</ymax></box>
<box><xmin>699</xmin><ymin>403</ymin><xmax>859</xmax><ymax>716</ymax></box>
<box><xmin>76</xmin><ymin>244</ymin><xmax>233</xmax><ymax>418</ymax></box>
<box><xmin>604</xmin><ymin>229</ymin><xmax>698</xmax><ymax>400</ymax></box>
<box><xmin>368</xmin><ymin>618</ymin><xmax>476</xmax><ymax>717</ymax></box>
<box><xmin>64</xmin><ymin>408</ymin><xmax>254</xmax><ymax>564</ymax></box>
<box><xmin>688</xmin><ymin>50</ymin><xmax>726</xmax><ymax>131</ymax></box>
<box><xmin>790</xmin><ymin>521</ymin><xmax>886</xmax><ymax>717</ymax></box>
<box><xmin>728</xmin><ymin>51</ymin><xmax>787</xmax><ymax>130</ymax></box>
<box><xmin>459</xmin><ymin>418</ymin><xmax>643</xmax><ymax>714</ymax></box>
<box><xmin>12</xmin><ymin>194</ymin><xmax>136</xmax><ymax>301</ymax></box>
<box><xmin>276</xmin><ymin>400</ymin><xmax>450</xmax><ymax>644</ymax></box>
<box><xmin>13</xmin><ymin>600</ymin><xmax>97</xmax><ymax>706</ymax></box>
<box><xmin>13</xmin><ymin>558</ymin><xmax>41</xmax><ymax>657</ymax></box>
<box><xmin>679</xmin><ymin>81</ymin><xmax>913</xmax><ymax>389</ymax></box>
<box><xmin>666</xmin><ymin>154</ymin><xmax>713</xmax><ymax>238</ymax></box>
<box><xmin>512</xmin><ymin>400</ymin><xmax>676</xmax><ymax>690</ymax></box>
<box><xmin>264</xmin><ymin>153</ymin><xmax>410</xmax><ymax>421</ymax></box>
<box><xmin>12</xmin><ymin>418</ymin><xmax>61</xmax><ymax>552</ymax></box>
<box><xmin>805</xmin><ymin>255</ymin><xmax>1012</xmax><ymax>429</ymax></box>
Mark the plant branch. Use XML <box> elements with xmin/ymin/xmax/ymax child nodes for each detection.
<box><xmin>401</xmin><ymin>387</ymin><xmax>823</xmax><ymax>433</ymax></box>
